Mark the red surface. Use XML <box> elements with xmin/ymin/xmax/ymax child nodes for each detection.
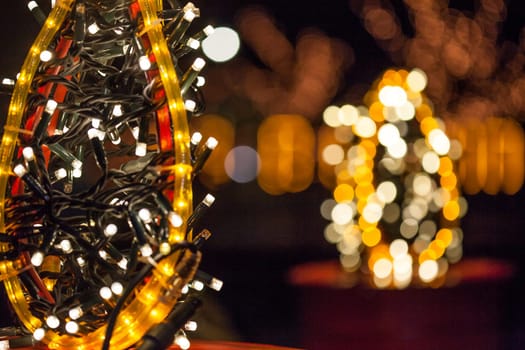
<box><xmin>289</xmin><ymin>258</ymin><xmax>516</xmax><ymax>350</ymax></box>
<box><xmin>288</xmin><ymin>257</ymin><xmax>515</xmax><ymax>288</ymax></box>
<box><xmin>189</xmin><ymin>340</ymin><xmax>301</xmax><ymax>350</ymax></box>
<box><xmin>5</xmin><ymin>340</ymin><xmax>300</xmax><ymax>350</ymax></box>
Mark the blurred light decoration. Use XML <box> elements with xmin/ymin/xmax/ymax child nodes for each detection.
<box><xmin>320</xmin><ymin>68</ymin><xmax>467</xmax><ymax>288</ymax></box>
<box><xmin>203</xmin><ymin>7</ymin><xmax>352</xmax><ymax>121</ymax></box>
<box><xmin>0</xmin><ymin>1</ymin><xmax>223</xmax><ymax>349</ymax></box>
<box><xmin>349</xmin><ymin>0</ymin><xmax>525</xmax><ymax>194</ymax></box>
<box><xmin>446</xmin><ymin>116</ymin><xmax>525</xmax><ymax>195</ymax></box>
<box><xmin>224</xmin><ymin>146</ymin><xmax>260</xmax><ymax>184</ymax></box>
<box><xmin>202</xmin><ymin>26</ymin><xmax>240</xmax><ymax>63</ymax></box>
<box><xmin>258</xmin><ymin>114</ymin><xmax>316</xmax><ymax>195</ymax></box>
<box><xmin>350</xmin><ymin>0</ymin><xmax>525</xmax><ymax>128</ymax></box>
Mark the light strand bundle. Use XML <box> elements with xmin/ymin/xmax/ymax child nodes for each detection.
<box><xmin>0</xmin><ymin>1</ymin><xmax>216</xmax><ymax>349</ymax></box>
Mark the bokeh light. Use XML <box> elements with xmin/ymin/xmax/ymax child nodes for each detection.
<box><xmin>352</xmin><ymin>0</ymin><xmax>525</xmax><ymax>128</ymax></box>
<box><xmin>406</xmin><ymin>68</ymin><xmax>428</xmax><ymax>92</ymax></box>
<box><xmin>334</xmin><ymin>183</ymin><xmax>355</xmax><ymax>203</ymax></box>
<box><xmin>331</xmin><ymin>203</ymin><xmax>354</xmax><ymax>225</ymax></box>
<box><xmin>320</xmin><ymin>68</ymin><xmax>466</xmax><ymax>288</ymax></box>
<box><xmin>322</xmin><ymin>144</ymin><xmax>345</xmax><ymax>165</ymax></box>
<box><xmin>200</xmin><ymin>7</ymin><xmax>353</xmax><ymax>121</ymax></box>
<box><xmin>447</xmin><ymin>116</ymin><xmax>525</xmax><ymax>195</ymax></box>
<box><xmin>373</xmin><ymin>258</ymin><xmax>393</xmax><ymax>279</ymax></box>
<box><xmin>378</xmin><ymin>86</ymin><xmax>407</xmax><ymax>107</ymax></box>
<box><xmin>323</xmin><ymin>105</ymin><xmax>342</xmax><ymax>127</ymax></box>
<box><xmin>376</xmin><ymin>181</ymin><xmax>397</xmax><ymax>203</ymax></box>
<box><xmin>354</xmin><ymin>116</ymin><xmax>377</xmax><ymax>138</ymax></box>
<box><xmin>202</xmin><ymin>26</ymin><xmax>240</xmax><ymax>62</ymax></box>
<box><xmin>418</xmin><ymin>260</ymin><xmax>439</xmax><ymax>283</ymax></box>
<box><xmin>224</xmin><ymin>146</ymin><xmax>260</xmax><ymax>183</ymax></box>
<box><xmin>258</xmin><ymin>114</ymin><xmax>316</xmax><ymax>194</ymax></box>
<box><xmin>378</xmin><ymin>124</ymin><xmax>400</xmax><ymax>147</ymax></box>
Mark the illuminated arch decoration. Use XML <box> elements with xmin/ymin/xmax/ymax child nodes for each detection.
<box><xmin>320</xmin><ymin>68</ymin><xmax>467</xmax><ymax>288</ymax></box>
<box><xmin>0</xmin><ymin>1</ymin><xmax>220</xmax><ymax>349</ymax></box>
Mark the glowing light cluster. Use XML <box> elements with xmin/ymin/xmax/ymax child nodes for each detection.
<box><xmin>354</xmin><ymin>0</ymin><xmax>525</xmax><ymax>136</ymax></box>
<box><xmin>0</xmin><ymin>1</ymin><xmax>220</xmax><ymax>349</ymax></box>
<box><xmin>321</xmin><ymin>68</ymin><xmax>467</xmax><ymax>288</ymax></box>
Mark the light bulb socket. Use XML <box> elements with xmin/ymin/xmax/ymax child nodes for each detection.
<box><xmin>34</xmin><ymin>100</ymin><xmax>58</xmax><ymax>142</ymax></box>
<box><xmin>14</xmin><ymin>164</ymin><xmax>49</xmax><ymax>201</ymax></box>
<box><xmin>74</xmin><ymin>2</ymin><xmax>87</xmax><ymax>44</ymax></box>
<box><xmin>27</xmin><ymin>1</ymin><xmax>47</xmax><ymax>25</ymax></box>
<box><xmin>192</xmin><ymin>139</ymin><xmax>217</xmax><ymax>176</ymax></box>
<box><xmin>47</xmin><ymin>143</ymin><xmax>82</xmax><ymax>170</ymax></box>
<box><xmin>88</xmin><ymin>129</ymin><xmax>108</xmax><ymax>169</ymax></box>
<box><xmin>167</xmin><ymin>8</ymin><xmax>196</xmax><ymax>47</ymax></box>
<box><xmin>128</xmin><ymin>210</ymin><xmax>148</xmax><ymax>246</ymax></box>
<box><xmin>180</xmin><ymin>58</ymin><xmax>206</xmax><ymax>95</ymax></box>
<box><xmin>186</xmin><ymin>194</ymin><xmax>215</xmax><ymax>232</ymax></box>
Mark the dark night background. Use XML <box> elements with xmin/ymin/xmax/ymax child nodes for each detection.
<box><xmin>0</xmin><ymin>1</ymin><xmax>524</xmax><ymax>349</ymax></box>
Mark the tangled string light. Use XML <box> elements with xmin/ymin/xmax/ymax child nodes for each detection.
<box><xmin>321</xmin><ymin>68</ymin><xmax>467</xmax><ymax>289</ymax></box>
<box><xmin>0</xmin><ymin>1</ymin><xmax>221</xmax><ymax>349</ymax></box>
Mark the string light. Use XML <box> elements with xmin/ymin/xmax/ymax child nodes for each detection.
<box><xmin>184</xmin><ymin>321</ymin><xmax>198</xmax><ymax>332</ymax></box>
<box><xmin>185</xmin><ymin>99</ymin><xmax>197</xmax><ymax>112</ymax></box>
<box><xmin>33</xmin><ymin>99</ymin><xmax>58</xmax><ymax>141</ymax></box>
<box><xmin>45</xmin><ymin>315</ymin><xmax>60</xmax><ymax>329</ymax></box>
<box><xmin>32</xmin><ymin>328</ymin><xmax>45</xmax><ymax>342</ymax></box>
<box><xmin>30</xmin><ymin>251</ymin><xmax>44</xmax><ymax>267</ymax></box>
<box><xmin>138</xmin><ymin>55</ymin><xmax>152</xmax><ymax>71</ymax></box>
<box><xmin>13</xmin><ymin>164</ymin><xmax>49</xmax><ymax>200</ymax></box>
<box><xmin>180</xmin><ymin>57</ymin><xmax>206</xmax><ymax>94</ymax></box>
<box><xmin>87</xmin><ymin>22</ymin><xmax>100</xmax><ymax>35</ymax></box>
<box><xmin>39</xmin><ymin>49</ymin><xmax>53</xmax><ymax>62</ymax></box>
<box><xmin>104</xmin><ymin>223</ymin><xmax>118</xmax><ymax>237</ymax></box>
<box><xmin>0</xmin><ymin>1</ymin><xmax>221</xmax><ymax>349</ymax></box>
<box><xmin>196</xmin><ymin>76</ymin><xmax>206</xmax><ymax>87</ymax></box>
<box><xmin>99</xmin><ymin>286</ymin><xmax>113</xmax><ymax>300</ymax></box>
<box><xmin>175</xmin><ymin>334</ymin><xmax>191</xmax><ymax>350</ymax></box>
<box><xmin>65</xmin><ymin>321</ymin><xmax>79</xmax><ymax>334</ymax></box>
<box><xmin>111</xmin><ymin>282</ymin><xmax>124</xmax><ymax>296</ymax></box>
<box><xmin>68</xmin><ymin>306</ymin><xmax>83</xmax><ymax>321</ymax></box>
